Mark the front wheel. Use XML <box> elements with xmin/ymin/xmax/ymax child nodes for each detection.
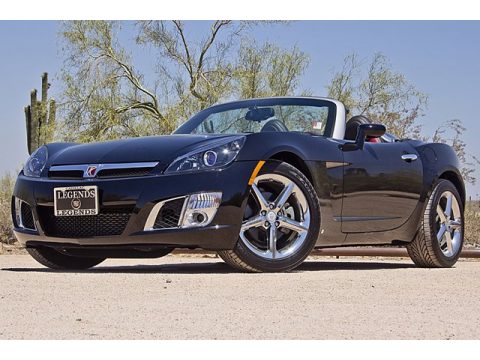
<box><xmin>218</xmin><ymin>161</ymin><xmax>320</xmax><ymax>272</ymax></box>
<box><xmin>27</xmin><ymin>247</ymin><xmax>105</xmax><ymax>270</ymax></box>
<box><xmin>407</xmin><ymin>179</ymin><xmax>464</xmax><ymax>268</ymax></box>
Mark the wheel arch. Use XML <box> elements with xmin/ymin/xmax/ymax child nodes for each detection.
<box><xmin>439</xmin><ymin>170</ymin><xmax>466</xmax><ymax>208</ymax></box>
<box><xmin>269</xmin><ymin>151</ymin><xmax>313</xmax><ymax>184</ymax></box>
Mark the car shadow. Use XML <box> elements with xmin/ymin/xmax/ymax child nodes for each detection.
<box><xmin>1</xmin><ymin>259</ymin><xmax>416</xmax><ymax>274</ymax></box>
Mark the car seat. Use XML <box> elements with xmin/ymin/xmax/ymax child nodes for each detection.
<box><xmin>344</xmin><ymin>115</ymin><xmax>381</xmax><ymax>143</ymax></box>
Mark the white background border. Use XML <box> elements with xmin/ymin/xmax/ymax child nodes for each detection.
<box><xmin>1</xmin><ymin>0</ymin><xmax>480</xmax><ymax>20</ymax></box>
<box><xmin>1</xmin><ymin>0</ymin><xmax>479</xmax><ymax>355</ymax></box>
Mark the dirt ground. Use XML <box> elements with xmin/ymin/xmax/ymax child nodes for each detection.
<box><xmin>0</xmin><ymin>254</ymin><xmax>479</xmax><ymax>339</ymax></box>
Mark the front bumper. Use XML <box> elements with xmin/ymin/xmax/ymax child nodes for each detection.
<box><xmin>13</xmin><ymin>161</ymin><xmax>258</xmax><ymax>250</ymax></box>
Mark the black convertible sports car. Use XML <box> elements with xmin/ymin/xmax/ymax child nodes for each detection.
<box><xmin>12</xmin><ymin>97</ymin><xmax>465</xmax><ymax>272</ymax></box>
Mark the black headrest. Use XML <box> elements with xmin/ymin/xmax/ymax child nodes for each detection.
<box><xmin>344</xmin><ymin>115</ymin><xmax>370</xmax><ymax>140</ymax></box>
<box><xmin>260</xmin><ymin>119</ymin><xmax>289</xmax><ymax>132</ymax></box>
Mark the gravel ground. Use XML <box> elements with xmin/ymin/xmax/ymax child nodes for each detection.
<box><xmin>0</xmin><ymin>254</ymin><xmax>479</xmax><ymax>339</ymax></box>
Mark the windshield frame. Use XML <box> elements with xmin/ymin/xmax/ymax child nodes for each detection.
<box><xmin>174</xmin><ymin>97</ymin><xmax>338</xmax><ymax>137</ymax></box>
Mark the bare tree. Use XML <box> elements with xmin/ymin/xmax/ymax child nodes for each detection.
<box><xmin>327</xmin><ymin>53</ymin><xmax>427</xmax><ymax>139</ymax></box>
<box><xmin>433</xmin><ymin>119</ymin><xmax>480</xmax><ymax>184</ymax></box>
<box><xmin>59</xmin><ymin>20</ymin><xmax>309</xmax><ymax>142</ymax></box>
<box><xmin>325</xmin><ymin>53</ymin><xmax>358</xmax><ymax>110</ymax></box>
<box><xmin>234</xmin><ymin>41</ymin><xmax>309</xmax><ymax>99</ymax></box>
<box><xmin>60</xmin><ymin>21</ymin><xmax>173</xmax><ymax>141</ymax></box>
<box><xmin>136</xmin><ymin>20</ymin><xmax>240</xmax><ymax>110</ymax></box>
<box><xmin>327</xmin><ymin>52</ymin><xmax>478</xmax><ymax>184</ymax></box>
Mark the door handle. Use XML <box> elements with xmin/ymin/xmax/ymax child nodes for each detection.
<box><xmin>401</xmin><ymin>154</ymin><xmax>418</xmax><ymax>162</ymax></box>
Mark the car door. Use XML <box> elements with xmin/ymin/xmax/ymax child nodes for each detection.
<box><xmin>341</xmin><ymin>141</ymin><xmax>423</xmax><ymax>233</ymax></box>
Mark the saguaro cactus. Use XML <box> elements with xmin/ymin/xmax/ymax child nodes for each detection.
<box><xmin>24</xmin><ymin>73</ymin><xmax>56</xmax><ymax>154</ymax></box>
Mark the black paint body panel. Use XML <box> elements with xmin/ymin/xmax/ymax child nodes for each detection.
<box><xmin>12</xmin><ymin>99</ymin><xmax>465</xmax><ymax>254</ymax></box>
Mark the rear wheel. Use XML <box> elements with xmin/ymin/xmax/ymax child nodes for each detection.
<box><xmin>218</xmin><ymin>161</ymin><xmax>320</xmax><ymax>272</ymax></box>
<box><xmin>407</xmin><ymin>179</ymin><xmax>464</xmax><ymax>268</ymax></box>
<box><xmin>27</xmin><ymin>247</ymin><xmax>105</xmax><ymax>270</ymax></box>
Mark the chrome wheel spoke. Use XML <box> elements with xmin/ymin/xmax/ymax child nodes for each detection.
<box><xmin>268</xmin><ymin>225</ymin><xmax>278</xmax><ymax>259</ymax></box>
<box><xmin>241</xmin><ymin>216</ymin><xmax>264</xmax><ymax>232</ymax></box>
<box><xmin>435</xmin><ymin>191</ymin><xmax>463</xmax><ymax>258</ymax></box>
<box><xmin>251</xmin><ymin>183</ymin><xmax>269</xmax><ymax>212</ymax></box>
<box><xmin>274</xmin><ymin>181</ymin><xmax>295</xmax><ymax>210</ymax></box>
<box><xmin>437</xmin><ymin>224</ymin><xmax>447</xmax><ymax>241</ymax></box>
<box><xmin>436</xmin><ymin>205</ymin><xmax>447</xmax><ymax>223</ymax></box>
<box><xmin>277</xmin><ymin>215</ymin><xmax>308</xmax><ymax>234</ymax></box>
<box><xmin>445</xmin><ymin>193</ymin><xmax>453</xmax><ymax>219</ymax></box>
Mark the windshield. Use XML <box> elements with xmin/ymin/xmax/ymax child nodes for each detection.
<box><xmin>175</xmin><ymin>98</ymin><xmax>336</xmax><ymax>136</ymax></box>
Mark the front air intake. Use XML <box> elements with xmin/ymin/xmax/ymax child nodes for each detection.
<box><xmin>144</xmin><ymin>192</ymin><xmax>222</xmax><ymax>231</ymax></box>
<box><xmin>12</xmin><ymin>197</ymin><xmax>36</xmax><ymax>231</ymax></box>
<box><xmin>20</xmin><ymin>202</ymin><xmax>36</xmax><ymax>230</ymax></box>
<box><xmin>153</xmin><ymin>197</ymin><xmax>187</xmax><ymax>229</ymax></box>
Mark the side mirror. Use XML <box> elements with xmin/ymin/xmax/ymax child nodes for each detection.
<box><xmin>342</xmin><ymin>123</ymin><xmax>386</xmax><ymax>151</ymax></box>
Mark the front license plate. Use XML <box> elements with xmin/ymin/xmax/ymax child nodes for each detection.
<box><xmin>54</xmin><ymin>186</ymin><xmax>99</xmax><ymax>216</ymax></box>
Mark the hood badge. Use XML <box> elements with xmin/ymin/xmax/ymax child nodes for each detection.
<box><xmin>84</xmin><ymin>165</ymin><xmax>99</xmax><ymax>178</ymax></box>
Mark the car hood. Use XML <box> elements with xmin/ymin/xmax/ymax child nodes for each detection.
<box><xmin>47</xmin><ymin>134</ymin><xmax>234</xmax><ymax>167</ymax></box>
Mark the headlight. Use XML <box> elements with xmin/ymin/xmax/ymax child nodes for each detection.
<box><xmin>165</xmin><ymin>136</ymin><xmax>245</xmax><ymax>173</ymax></box>
<box><xmin>23</xmin><ymin>146</ymin><xmax>48</xmax><ymax>177</ymax></box>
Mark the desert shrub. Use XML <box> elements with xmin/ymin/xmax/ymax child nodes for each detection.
<box><xmin>465</xmin><ymin>201</ymin><xmax>480</xmax><ymax>247</ymax></box>
<box><xmin>0</xmin><ymin>172</ymin><xmax>15</xmax><ymax>244</ymax></box>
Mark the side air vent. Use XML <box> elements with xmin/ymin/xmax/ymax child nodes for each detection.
<box><xmin>144</xmin><ymin>192</ymin><xmax>222</xmax><ymax>231</ymax></box>
<box><xmin>153</xmin><ymin>198</ymin><xmax>187</xmax><ymax>229</ymax></box>
<box><xmin>20</xmin><ymin>202</ymin><xmax>36</xmax><ymax>230</ymax></box>
<box><xmin>13</xmin><ymin>198</ymin><xmax>36</xmax><ymax>231</ymax></box>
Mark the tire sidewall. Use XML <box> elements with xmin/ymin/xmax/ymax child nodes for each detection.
<box><xmin>427</xmin><ymin>180</ymin><xmax>464</xmax><ymax>267</ymax></box>
<box><xmin>233</xmin><ymin>161</ymin><xmax>320</xmax><ymax>272</ymax></box>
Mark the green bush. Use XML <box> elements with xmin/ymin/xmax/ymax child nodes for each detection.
<box><xmin>0</xmin><ymin>172</ymin><xmax>15</xmax><ymax>244</ymax></box>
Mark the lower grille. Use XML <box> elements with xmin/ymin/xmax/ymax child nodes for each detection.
<box><xmin>48</xmin><ymin>170</ymin><xmax>84</xmax><ymax>179</ymax></box>
<box><xmin>37</xmin><ymin>206</ymin><xmax>133</xmax><ymax>238</ymax></box>
<box><xmin>97</xmin><ymin>168</ymin><xmax>152</xmax><ymax>178</ymax></box>
<box><xmin>154</xmin><ymin>198</ymin><xmax>186</xmax><ymax>229</ymax></box>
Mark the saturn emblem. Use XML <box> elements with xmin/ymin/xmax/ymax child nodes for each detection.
<box><xmin>85</xmin><ymin>165</ymin><xmax>98</xmax><ymax>178</ymax></box>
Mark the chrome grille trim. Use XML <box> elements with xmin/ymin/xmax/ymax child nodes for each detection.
<box><xmin>49</xmin><ymin>162</ymin><xmax>159</xmax><ymax>179</ymax></box>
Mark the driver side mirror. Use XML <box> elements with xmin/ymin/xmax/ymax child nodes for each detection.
<box><xmin>342</xmin><ymin>124</ymin><xmax>386</xmax><ymax>151</ymax></box>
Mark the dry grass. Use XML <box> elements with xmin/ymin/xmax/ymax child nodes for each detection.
<box><xmin>0</xmin><ymin>172</ymin><xmax>15</xmax><ymax>245</ymax></box>
<box><xmin>465</xmin><ymin>201</ymin><xmax>480</xmax><ymax>247</ymax></box>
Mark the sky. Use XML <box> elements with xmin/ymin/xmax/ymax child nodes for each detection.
<box><xmin>0</xmin><ymin>21</ymin><xmax>479</xmax><ymax>197</ymax></box>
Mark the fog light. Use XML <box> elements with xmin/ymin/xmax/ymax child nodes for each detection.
<box><xmin>186</xmin><ymin>211</ymin><xmax>208</xmax><ymax>226</ymax></box>
<box><xmin>181</xmin><ymin>192</ymin><xmax>222</xmax><ymax>228</ymax></box>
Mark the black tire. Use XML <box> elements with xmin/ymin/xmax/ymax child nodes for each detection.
<box><xmin>27</xmin><ymin>247</ymin><xmax>105</xmax><ymax>270</ymax></box>
<box><xmin>407</xmin><ymin>179</ymin><xmax>464</xmax><ymax>268</ymax></box>
<box><xmin>218</xmin><ymin>161</ymin><xmax>321</xmax><ymax>272</ymax></box>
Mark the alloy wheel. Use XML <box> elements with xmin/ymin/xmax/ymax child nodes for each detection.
<box><xmin>435</xmin><ymin>190</ymin><xmax>463</xmax><ymax>257</ymax></box>
<box><xmin>240</xmin><ymin>173</ymin><xmax>311</xmax><ymax>260</ymax></box>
